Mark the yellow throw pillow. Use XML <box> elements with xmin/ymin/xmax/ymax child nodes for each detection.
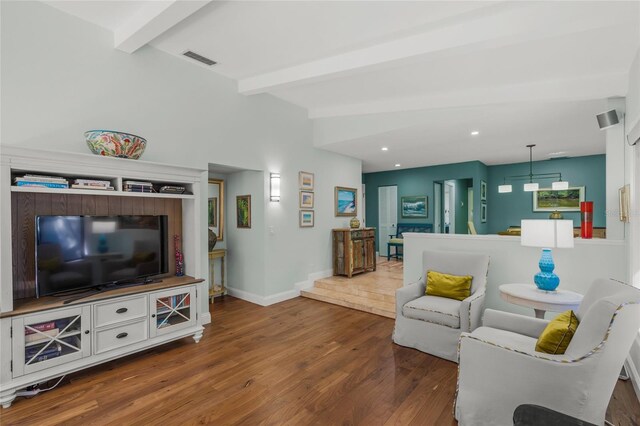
<box><xmin>425</xmin><ymin>270</ymin><xmax>473</xmax><ymax>301</ymax></box>
<box><xmin>535</xmin><ymin>310</ymin><xmax>579</xmax><ymax>355</ymax></box>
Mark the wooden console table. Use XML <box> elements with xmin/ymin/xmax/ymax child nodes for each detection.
<box><xmin>332</xmin><ymin>228</ymin><xmax>376</xmax><ymax>278</ymax></box>
<box><xmin>208</xmin><ymin>249</ymin><xmax>226</xmax><ymax>301</ymax></box>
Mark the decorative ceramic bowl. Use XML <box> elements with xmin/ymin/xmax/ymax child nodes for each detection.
<box><xmin>85</xmin><ymin>130</ymin><xmax>147</xmax><ymax>160</ymax></box>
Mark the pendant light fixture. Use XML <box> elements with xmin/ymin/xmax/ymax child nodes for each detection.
<box><xmin>498</xmin><ymin>145</ymin><xmax>568</xmax><ymax>193</ymax></box>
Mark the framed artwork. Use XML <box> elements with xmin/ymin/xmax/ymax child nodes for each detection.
<box><xmin>401</xmin><ymin>196</ymin><xmax>427</xmax><ymax>218</ymax></box>
<box><xmin>299</xmin><ymin>210</ymin><xmax>314</xmax><ymax>227</ymax></box>
<box><xmin>335</xmin><ymin>186</ymin><xmax>357</xmax><ymax>217</ymax></box>
<box><xmin>480</xmin><ymin>180</ymin><xmax>487</xmax><ymax>201</ymax></box>
<box><xmin>208</xmin><ymin>197</ymin><xmax>218</xmax><ymax>227</ymax></box>
<box><xmin>299</xmin><ymin>171</ymin><xmax>314</xmax><ymax>190</ymax></box>
<box><xmin>208</xmin><ymin>178</ymin><xmax>225</xmax><ymax>241</ymax></box>
<box><xmin>481</xmin><ymin>203</ymin><xmax>487</xmax><ymax>223</ymax></box>
<box><xmin>300</xmin><ymin>191</ymin><xmax>314</xmax><ymax>209</ymax></box>
<box><xmin>236</xmin><ymin>195</ymin><xmax>251</xmax><ymax>228</ymax></box>
<box><xmin>619</xmin><ymin>184</ymin><xmax>630</xmax><ymax>223</ymax></box>
<box><xmin>533</xmin><ymin>187</ymin><xmax>585</xmax><ymax>212</ymax></box>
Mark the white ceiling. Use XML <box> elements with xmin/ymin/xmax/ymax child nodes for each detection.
<box><xmin>45</xmin><ymin>1</ymin><xmax>640</xmax><ymax>172</ymax></box>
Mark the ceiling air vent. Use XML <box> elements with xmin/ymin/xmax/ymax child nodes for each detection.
<box><xmin>182</xmin><ymin>51</ymin><xmax>217</xmax><ymax>66</ymax></box>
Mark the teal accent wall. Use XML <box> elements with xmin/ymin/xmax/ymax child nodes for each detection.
<box><xmin>487</xmin><ymin>155</ymin><xmax>606</xmax><ymax>233</ymax></box>
<box><xmin>363</xmin><ymin>161</ymin><xmax>488</xmax><ymax>250</ymax></box>
<box><xmin>363</xmin><ymin>155</ymin><xmax>606</xmax><ymax>243</ymax></box>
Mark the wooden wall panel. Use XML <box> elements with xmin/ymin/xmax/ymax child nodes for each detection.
<box><xmin>11</xmin><ymin>193</ymin><xmax>182</xmax><ymax>300</ymax></box>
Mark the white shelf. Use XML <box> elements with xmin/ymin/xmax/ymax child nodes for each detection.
<box><xmin>10</xmin><ymin>186</ymin><xmax>195</xmax><ymax>199</ymax></box>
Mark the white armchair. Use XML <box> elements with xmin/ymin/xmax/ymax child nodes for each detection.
<box><xmin>393</xmin><ymin>249</ymin><xmax>490</xmax><ymax>362</ymax></box>
<box><xmin>455</xmin><ymin>278</ymin><xmax>640</xmax><ymax>426</ymax></box>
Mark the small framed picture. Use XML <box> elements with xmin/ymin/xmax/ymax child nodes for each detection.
<box><xmin>299</xmin><ymin>171</ymin><xmax>314</xmax><ymax>190</ymax></box>
<box><xmin>300</xmin><ymin>191</ymin><xmax>314</xmax><ymax>209</ymax></box>
<box><xmin>481</xmin><ymin>202</ymin><xmax>487</xmax><ymax>223</ymax></box>
<box><xmin>480</xmin><ymin>180</ymin><xmax>487</xmax><ymax>201</ymax></box>
<box><xmin>236</xmin><ymin>195</ymin><xmax>251</xmax><ymax>228</ymax></box>
<box><xmin>401</xmin><ymin>196</ymin><xmax>427</xmax><ymax>218</ymax></box>
<box><xmin>300</xmin><ymin>210</ymin><xmax>314</xmax><ymax>227</ymax></box>
<box><xmin>335</xmin><ymin>186</ymin><xmax>357</xmax><ymax>217</ymax></box>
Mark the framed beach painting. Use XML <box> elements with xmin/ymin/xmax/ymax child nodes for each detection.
<box><xmin>481</xmin><ymin>203</ymin><xmax>487</xmax><ymax>223</ymax></box>
<box><xmin>533</xmin><ymin>187</ymin><xmax>585</xmax><ymax>212</ymax></box>
<box><xmin>335</xmin><ymin>186</ymin><xmax>357</xmax><ymax>217</ymax></box>
<box><xmin>299</xmin><ymin>210</ymin><xmax>314</xmax><ymax>227</ymax></box>
<box><xmin>300</xmin><ymin>191</ymin><xmax>314</xmax><ymax>209</ymax></box>
<box><xmin>299</xmin><ymin>171</ymin><xmax>314</xmax><ymax>190</ymax></box>
<box><xmin>236</xmin><ymin>195</ymin><xmax>251</xmax><ymax>228</ymax></box>
<box><xmin>401</xmin><ymin>196</ymin><xmax>427</xmax><ymax>218</ymax></box>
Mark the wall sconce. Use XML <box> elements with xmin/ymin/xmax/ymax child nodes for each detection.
<box><xmin>270</xmin><ymin>173</ymin><xmax>281</xmax><ymax>202</ymax></box>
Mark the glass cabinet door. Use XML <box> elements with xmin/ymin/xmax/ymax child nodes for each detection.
<box><xmin>12</xmin><ymin>306</ymin><xmax>91</xmax><ymax>377</ymax></box>
<box><xmin>149</xmin><ymin>287</ymin><xmax>196</xmax><ymax>338</ymax></box>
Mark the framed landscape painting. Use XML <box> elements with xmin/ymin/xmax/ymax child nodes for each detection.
<box><xmin>335</xmin><ymin>187</ymin><xmax>357</xmax><ymax>217</ymax></box>
<box><xmin>401</xmin><ymin>196</ymin><xmax>427</xmax><ymax>218</ymax></box>
<box><xmin>299</xmin><ymin>210</ymin><xmax>314</xmax><ymax>227</ymax></box>
<box><xmin>533</xmin><ymin>187</ymin><xmax>585</xmax><ymax>212</ymax></box>
<box><xmin>300</xmin><ymin>191</ymin><xmax>314</xmax><ymax>209</ymax></box>
<box><xmin>299</xmin><ymin>171</ymin><xmax>314</xmax><ymax>190</ymax></box>
<box><xmin>236</xmin><ymin>195</ymin><xmax>251</xmax><ymax>228</ymax></box>
<box><xmin>480</xmin><ymin>180</ymin><xmax>487</xmax><ymax>201</ymax></box>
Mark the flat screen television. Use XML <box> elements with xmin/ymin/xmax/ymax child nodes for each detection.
<box><xmin>36</xmin><ymin>215</ymin><xmax>168</xmax><ymax>297</ymax></box>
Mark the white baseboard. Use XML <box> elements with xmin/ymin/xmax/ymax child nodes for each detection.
<box><xmin>227</xmin><ymin>268</ymin><xmax>334</xmax><ymax>307</ymax></box>
<box><xmin>626</xmin><ymin>334</ymin><xmax>640</xmax><ymax>402</ymax></box>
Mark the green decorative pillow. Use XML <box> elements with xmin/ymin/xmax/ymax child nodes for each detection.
<box><xmin>535</xmin><ymin>310</ymin><xmax>579</xmax><ymax>354</ymax></box>
<box><xmin>425</xmin><ymin>270</ymin><xmax>473</xmax><ymax>301</ymax></box>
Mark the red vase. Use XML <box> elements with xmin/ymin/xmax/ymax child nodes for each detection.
<box><xmin>580</xmin><ymin>201</ymin><xmax>593</xmax><ymax>239</ymax></box>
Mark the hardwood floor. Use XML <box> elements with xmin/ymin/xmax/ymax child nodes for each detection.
<box><xmin>1</xmin><ymin>296</ymin><xmax>638</xmax><ymax>425</ymax></box>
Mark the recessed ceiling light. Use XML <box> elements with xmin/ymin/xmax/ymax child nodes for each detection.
<box><xmin>395</xmin><ymin>163</ymin><xmax>401</xmax><ymax>167</ymax></box>
<box><xmin>381</xmin><ymin>147</ymin><xmax>388</xmax><ymax>151</ymax></box>
<box><xmin>470</xmin><ymin>131</ymin><xmax>480</xmax><ymax>136</ymax></box>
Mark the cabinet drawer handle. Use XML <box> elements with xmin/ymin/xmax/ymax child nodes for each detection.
<box><xmin>116</xmin><ymin>332</ymin><xmax>128</xmax><ymax>339</ymax></box>
<box><xmin>116</xmin><ymin>307</ymin><xmax>128</xmax><ymax>314</ymax></box>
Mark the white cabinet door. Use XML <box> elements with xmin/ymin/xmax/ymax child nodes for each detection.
<box><xmin>12</xmin><ymin>306</ymin><xmax>91</xmax><ymax>377</ymax></box>
<box><xmin>149</xmin><ymin>286</ymin><xmax>196</xmax><ymax>338</ymax></box>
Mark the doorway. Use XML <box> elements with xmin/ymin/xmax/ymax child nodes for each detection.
<box><xmin>434</xmin><ymin>182</ymin><xmax>442</xmax><ymax>233</ymax></box>
<box><xmin>378</xmin><ymin>185</ymin><xmax>398</xmax><ymax>257</ymax></box>
<box><xmin>444</xmin><ymin>180</ymin><xmax>456</xmax><ymax>234</ymax></box>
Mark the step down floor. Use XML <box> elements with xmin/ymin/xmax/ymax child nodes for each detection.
<box><xmin>301</xmin><ymin>258</ymin><xmax>403</xmax><ymax>319</ymax></box>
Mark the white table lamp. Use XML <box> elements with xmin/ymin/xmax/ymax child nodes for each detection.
<box><xmin>521</xmin><ymin>219</ymin><xmax>574</xmax><ymax>291</ymax></box>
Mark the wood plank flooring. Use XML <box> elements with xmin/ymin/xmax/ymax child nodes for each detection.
<box><xmin>301</xmin><ymin>257</ymin><xmax>403</xmax><ymax>318</ymax></box>
<box><xmin>1</xmin><ymin>296</ymin><xmax>638</xmax><ymax>425</ymax></box>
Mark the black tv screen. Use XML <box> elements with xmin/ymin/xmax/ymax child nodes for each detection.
<box><xmin>36</xmin><ymin>215</ymin><xmax>168</xmax><ymax>297</ymax></box>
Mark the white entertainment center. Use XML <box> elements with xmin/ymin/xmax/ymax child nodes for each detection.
<box><xmin>0</xmin><ymin>147</ymin><xmax>209</xmax><ymax>408</ymax></box>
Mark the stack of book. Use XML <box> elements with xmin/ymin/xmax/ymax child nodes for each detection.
<box><xmin>25</xmin><ymin>342</ymin><xmax>62</xmax><ymax>363</ymax></box>
<box><xmin>123</xmin><ymin>180</ymin><xmax>154</xmax><ymax>193</ymax></box>
<box><xmin>14</xmin><ymin>174</ymin><xmax>68</xmax><ymax>189</ymax></box>
<box><xmin>71</xmin><ymin>178</ymin><xmax>114</xmax><ymax>191</ymax></box>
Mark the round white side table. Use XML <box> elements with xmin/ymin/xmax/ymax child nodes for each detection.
<box><xmin>499</xmin><ymin>284</ymin><xmax>583</xmax><ymax>319</ymax></box>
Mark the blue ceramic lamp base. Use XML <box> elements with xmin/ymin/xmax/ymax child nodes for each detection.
<box><xmin>534</xmin><ymin>248</ymin><xmax>560</xmax><ymax>291</ymax></box>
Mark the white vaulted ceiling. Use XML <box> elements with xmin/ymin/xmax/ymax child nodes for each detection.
<box><xmin>45</xmin><ymin>1</ymin><xmax>640</xmax><ymax>172</ymax></box>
